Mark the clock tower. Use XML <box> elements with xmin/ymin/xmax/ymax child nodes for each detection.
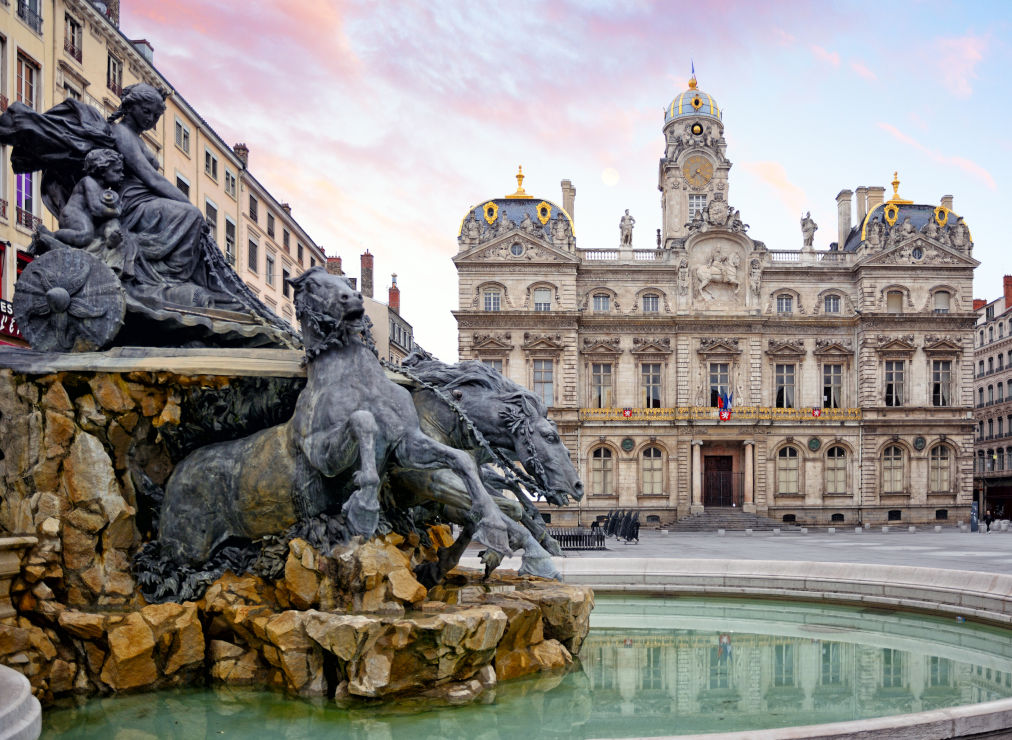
<box><xmin>658</xmin><ymin>74</ymin><xmax>731</xmax><ymax>247</ymax></box>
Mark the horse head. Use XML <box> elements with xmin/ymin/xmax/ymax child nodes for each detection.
<box><xmin>288</xmin><ymin>267</ymin><xmax>366</xmax><ymax>361</ymax></box>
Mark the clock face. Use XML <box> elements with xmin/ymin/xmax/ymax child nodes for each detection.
<box><xmin>682</xmin><ymin>155</ymin><xmax>713</xmax><ymax>188</ymax></box>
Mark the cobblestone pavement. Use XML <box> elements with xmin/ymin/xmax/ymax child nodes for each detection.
<box><xmin>469</xmin><ymin>527</ymin><xmax>1012</xmax><ymax>575</ymax></box>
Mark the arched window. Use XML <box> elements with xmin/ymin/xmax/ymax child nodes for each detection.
<box><xmin>1001</xmin><ymin>322</ymin><xmax>1006</xmax><ymax>338</ymax></box>
<box><xmin>642</xmin><ymin>293</ymin><xmax>659</xmax><ymax>313</ymax></box>
<box><xmin>998</xmin><ymin>448</ymin><xmax>1005</xmax><ymax>472</ymax></box>
<box><xmin>979</xmin><ymin>330</ymin><xmax>985</xmax><ymax>346</ymax></box>
<box><xmin>933</xmin><ymin>291</ymin><xmax>951</xmax><ymax>313</ymax></box>
<box><xmin>641</xmin><ymin>446</ymin><xmax>663</xmax><ymax>494</ymax></box>
<box><xmin>826</xmin><ymin>446</ymin><xmax>847</xmax><ymax>494</ymax></box>
<box><xmin>979</xmin><ymin>360</ymin><xmax>985</xmax><ymax>376</ymax></box>
<box><xmin>831</xmin><ymin>513</ymin><xmax>845</xmax><ymax>523</ymax></box>
<box><xmin>989</xmin><ymin>385</ymin><xmax>994</xmax><ymax>404</ymax></box>
<box><xmin>999</xmin><ymin>382</ymin><xmax>1004</xmax><ymax>402</ymax></box>
<box><xmin>777</xmin><ymin>446</ymin><xmax>800</xmax><ymax>494</ymax></box>
<box><xmin>590</xmin><ymin>447</ymin><xmax>614</xmax><ymax>495</ymax></box>
<box><xmin>886</xmin><ymin>291</ymin><xmax>903</xmax><ymax>313</ymax></box>
<box><xmin>882</xmin><ymin>445</ymin><xmax>904</xmax><ymax>493</ymax></box>
<box><xmin>929</xmin><ymin>445</ymin><xmax>951</xmax><ymax>491</ymax></box>
<box><xmin>989</xmin><ymin>326</ymin><xmax>995</xmax><ymax>342</ymax></box>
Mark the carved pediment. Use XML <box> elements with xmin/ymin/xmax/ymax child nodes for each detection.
<box><xmin>631</xmin><ymin>337</ymin><xmax>672</xmax><ymax>355</ymax></box>
<box><xmin>923</xmin><ymin>335</ymin><xmax>963</xmax><ymax>355</ymax></box>
<box><xmin>814</xmin><ymin>338</ymin><xmax>854</xmax><ymax>356</ymax></box>
<box><xmin>522</xmin><ymin>332</ymin><xmax>564</xmax><ymax>351</ymax></box>
<box><xmin>867</xmin><ymin>334</ymin><xmax>916</xmax><ymax>354</ymax></box>
<box><xmin>861</xmin><ymin>238</ymin><xmax>977</xmax><ymax>268</ymax></box>
<box><xmin>766</xmin><ymin>339</ymin><xmax>805</xmax><ymax>357</ymax></box>
<box><xmin>455</xmin><ymin>232</ymin><xmax>579</xmax><ymax>264</ymax></box>
<box><xmin>698</xmin><ymin>337</ymin><xmax>741</xmax><ymax>355</ymax></box>
<box><xmin>582</xmin><ymin>337</ymin><xmax>621</xmax><ymax>355</ymax></box>
<box><xmin>472</xmin><ymin>332</ymin><xmax>512</xmax><ymax>351</ymax></box>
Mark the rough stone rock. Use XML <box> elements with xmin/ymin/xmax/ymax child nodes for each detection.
<box><xmin>88</xmin><ymin>374</ymin><xmax>135</xmax><ymax>414</ymax></box>
<box><xmin>387</xmin><ymin>567</ymin><xmax>427</xmax><ymax>604</ymax></box>
<box><xmin>63</xmin><ymin>432</ymin><xmax>128</xmax><ymax>524</ymax></box>
<box><xmin>164</xmin><ymin>604</ymin><xmax>204</xmax><ymax>675</ymax></box>
<box><xmin>518</xmin><ymin>585</ymin><xmax>594</xmax><ymax>654</ymax></box>
<box><xmin>73</xmin><ymin>394</ymin><xmax>107</xmax><ymax>433</ymax></box>
<box><xmin>303</xmin><ymin>612</ymin><xmax>381</xmax><ymax>662</ymax></box>
<box><xmin>211</xmin><ymin>649</ymin><xmax>261</xmax><ymax>684</ymax></box>
<box><xmin>140</xmin><ymin>602</ymin><xmax>185</xmax><ymax>640</ymax></box>
<box><xmin>265</xmin><ymin>611</ymin><xmax>312</xmax><ymax>653</ymax></box>
<box><xmin>531</xmin><ymin>639</ymin><xmax>572</xmax><ymax>671</ymax></box>
<box><xmin>126</xmin><ymin>383</ymin><xmax>166</xmax><ymax>418</ymax></box>
<box><xmin>62</xmin><ymin>525</ymin><xmax>97</xmax><ymax>572</ymax></box>
<box><xmin>49</xmin><ymin>658</ymin><xmax>75</xmax><ymax>693</ymax></box>
<box><xmin>284</xmin><ymin>547</ymin><xmax>319</xmax><ymax>610</ymax></box>
<box><xmin>100</xmin><ymin>612</ymin><xmax>157</xmax><ymax>690</ymax></box>
<box><xmin>43</xmin><ymin>411</ymin><xmax>76</xmax><ymax>457</ymax></box>
<box><xmin>488</xmin><ymin>594</ymin><xmax>544</xmax><ymax>651</ymax></box>
<box><xmin>58</xmin><ymin>611</ymin><xmax>106</xmax><ymax>640</ymax></box>
<box><xmin>42</xmin><ymin>381</ymin><xmax>74</xmax><ymax>414</ymax></box>
<box><xmin>428</xmin><ymin>524</ymin><xmax>455</xmax><ymax>549</ymax></box>
<box><xmin>0</xmin><ymin>624</ymin><xmax>29</xmax><ymax>656</ymax></box>
<box><xmin>356</xmin><ymin>541</ymin><xmax>410</xmax><ymax>591</ymax></box>
<box><xmin>210</xmin><ymin>640</ymin><xmax>245</xmax><ymax>661</ymax></box>
<box><xmin>153</xmin><ymin>392</ymin><xmax>181</xmax><ymax>428</ymax></box>
<box><xmin>66</xmin><ymin>508</ymin><xmax>106</xmax><ymax>535</ymax></box>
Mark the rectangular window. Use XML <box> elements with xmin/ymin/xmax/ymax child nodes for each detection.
<box><xmin>174</xmin><ymin>119</ymin><xmax>190</xmax><ymax>154</ymax></box>
<box><xmin>642</xmin><ymin>294</ymin><xmax>659</xmax><ymax>313</ymax></box>
<box><xmin>932</xmin><ymin>360</ymin><xmax>951</xmax><ymax>407</ymax></box>
<box><xmin>929</xmin><ymin>657</ymin><xmax>952</xmax><ymax>687</ymax></box>
<box><xmin>533</xmin><ymin>287</ymin><xmax>551</xmax><ymax>312</ymax></box>
<box><xmin>482</xmin><ymin>359</ymin><xmax>503</xmax><ymax>373</ymax></box>
<box><xmin>882</xmin><ymin>649</ymin><xmax>904</xmax><ymax>689</ymax></box>
<box><xmin>483</xmin><ymin>290</ymin><xmax>500</xmax><ymax>312</ymax></box>
<box><xmin>823</xmin><ymin>364</ymin><xmax>843</xmax><ymax>409</ymax></box>
<box><xmin>63</xmin><ymin>84</ymin><xmax>81</xmax><ymax>101</ymax></box>
<box><xmin>708</xmin><ymin>647</ymin><xmax>730</xmax><ymax>689</ymax></box>
<box><xmin>533</xmin><ymin>359</ymin><xmax>553</xmax><ymax>407</ymax></box>
<box><xmin>17</xmin><ymin>0</ymin><xmax>42</xmax><ymax>34</ymax></box>
<box><xmin>824</xmin><ymin>295</ymin><xmax>840</xmax><ymax>313</ymax></box>
<box><xmin>310</xmin><ymin>257</ymin><xmax>316</xmax><ymax>268</ymax></box>
<box><xmin>16</xmin><ymin>53</ymin><xmax>38</xmax><ymax>108</ymax></box>
<box><xmin>249</xmin><ymin>195</ymin><xmax>258</xmax><ymax>222</ymax></box>
<box><xmin>204</xmin><ymin>149</ymin><xmax>218</xmax><ymax>180</ymax></box>
<box><xmin>106</xmin><ymin>53</ymin><xmax>122</xmax><ymax>96</ymax></box>
<box><xmin>887</xmin><ymin>291</ymin><xmax>903</xmax><ymax>313</ymax></box>
<box><xmin>175</xmin><ymin>174</ymin><xmax>189</xmax><ymax>199</ymax></box>
<box><xmin>775</xmin><ymin>364</ymin><xmax>795</xmax><ymax>408</ymax></box>
<box><xmin>224</xmin><ymin>168</ymin><xmax>237</xmax><ymax>198</ymax></box>
<box><xmin>224</xmin><ymin>218</ymin><xmax>236</xmax><ymax>265</ymax></box>
<box><xmin>297</xmin><ymin>242</ymin><xmax>304</xmax><ymax>264</ymax></box>
<box><xmin>820</xmin><ymin>643</ymin><xmax>843</xmax><ymax>686</ymax></box>
<box><xmin>884</xmin><ymin>360</ymin><xmax>905</xmax><ymax>406</ymax></box>
<box><xmin>64</xmin><ymin>15</ymin><xmax>83</xmax><ymax>62</ymax></box>
<box><xmin>641</xmin><ymin>363</ymin><xmax>662</xmax><ymax>408</ymax></box>
<box><xmin>592</xmin><ymin>293</ymin><xmax>610</xmax><ymax>312</ymax></box>
<box><xmin>283</xmin><ymin>229</ymin><xmax>290</xmax><ymax>250</ymax></box>
<box><xmin>247</xmin><ymin>239</ymin><xmax>258</xmax><ymax>274</ymax></box>
<box><xmin>282</xmin><ymin>268</ymin><xmax>291</xmax><ymax>298</ymax></box>
<box><xmin>266</xmin><ymin>213</ymin><xmax>275</xmax><ymax>239</ymax></box>
<box><xmin>204</xmin><ymin>200</ymin><xmax>217</xmax><ymax>239</ymax></box>
<box><xmin>591</xmin><ymin>363</ymin><xmax>613</xmax><ymax>408</ymax></box>
<box><xmin>774</xmin><ymin>644</ymin><xmax>795</xmax><ymax>687</ymax></box>
<box><xmin>642</xmin><ymin>646</ymin><xmax>663</xmax><ymax>691</ymax></box>
<box><xmin>688</xmin><ymin>194</ymin><xmax>707</xmax><ymax>220</ymax></box>
<box><xmin>776</xmin><ymin>295</ymin><xmax>793</xmax><ymax>314</ymax></box>
<box><xmin>709</xmin><ymin>362</ymin><xmax>729</xmax><ymax>407</ymax></box>
<box><xmin>16</xmin><ymin>171</ymin><xmax>34</xmax><ymax>217</ymax></box>
<box><xmin>265</xmin><ymin>252</ymin><xmax>275</xmax><ymax>287</ymax></box>
<box><xmin>933</xmin><ymin>292</ymin><xmax>951</xmax><ymax>313</ymax></box>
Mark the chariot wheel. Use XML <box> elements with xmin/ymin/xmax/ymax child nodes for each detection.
<box><xmin>13</xmin><ymin>249</ymin><xmax>126</xmax><ymax>352</ymax></box>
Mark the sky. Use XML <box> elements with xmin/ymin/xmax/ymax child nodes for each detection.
<box><xmin>122</xmin><ymin>0</ymin><xmax>1012</xmax><ymax>361</ymax></box>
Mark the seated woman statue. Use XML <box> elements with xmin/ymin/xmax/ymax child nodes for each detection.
<box><xmin>0</xmin><ymin>83</ymin><xmax>294</xmax><ymax>347</ymax></box>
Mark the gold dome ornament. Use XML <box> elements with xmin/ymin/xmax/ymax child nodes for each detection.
<box><xmin>536</xmin><ymin>201</ymin><xmax>553</xmax><ymax>225</ymax></box>
<box><xmin>482</xmin><ymin>201</ymin><xmax>499</xmax><ymax>224</ymax></box>
<box><xmin>505</xmin><ymin>165</ymin><xmax>528</xmax><ymax>199</ymax></box>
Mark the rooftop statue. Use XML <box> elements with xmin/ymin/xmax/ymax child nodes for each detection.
<box><xmin>0</xmin><ymin>83</ymin><xmax>295</xmax><ymax>350</ymax></box>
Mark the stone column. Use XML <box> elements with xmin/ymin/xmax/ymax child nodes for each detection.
<box><xmin>691</xmin><ymin>440</ymin><xmax>704</xmax><ymax>514</ymax></box>
<box><xmin>743</xmin><ymin>441</ymin><xmax>755</xmax><ymax>513</ymax></box>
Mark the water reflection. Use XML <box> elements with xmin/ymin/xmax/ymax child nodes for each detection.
<box><xmin>43</xmin><ymin>596</ymin><xmax>1012</xmax><ymax>739</ymax></box>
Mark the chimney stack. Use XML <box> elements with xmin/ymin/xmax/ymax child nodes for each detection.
<box><xmin>974</xmin><ymin>299</ymin><xmax>987</xmax><ymax>311</ymax></box>
<box><xmin>388</xmin><ymin>274</ymin><xmax>400</xmax><ymax>313</ymax></box>
<box><xmin>232</xmin><ymin>143</ymin><xmax>249</xmax><ymax>168</ymax></box>
<box><xmin>280</xmin><ymin>202</ymin><xmax>292</xmax><ymax>215</ymax></box>
<box><xmin>836</xmin><ymin>190</ymin><xmax>853</xmax><ymax>249</ymax></box>
<box><xmin>360</xmin><ymin>251</ymin><xmax>374</xmax><ymax>298</ymax></box>
<box><xmin>866</xmin><ymin>186</ymin><xmax>886</xmax><ymax>212</ymax></box>
<box><xmin>326</xmin><ymin>256</ymin><xmax>343</xmax><ymax>275</ymax></box>
<box><xmin>941</xmin><ymin>195</ymin><xmax>954</xmax><ymax>211</ymax></box>
<box><xmin>561</xmin><ymin>180</ymin><xmax>575</xmax><ymax>223</ymax></box>
<box><xmin>104</xmin><ymin>0</ymin><xmax>121</xmax><ymax>26</ymax></box>
<box><xmin>1004</xmin><ymin>276</ymin><xmax>1012</xmax><ymax>309</ymax></box>
<box><xmin>855</xmin><ymin>186</ymin><xmax>869</xmax><ymax>223</ymax></box>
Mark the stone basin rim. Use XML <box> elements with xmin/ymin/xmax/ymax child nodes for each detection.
<box><xmin>562</xmin><ymin>557</ymin><xmax>1012</xmax><ymax>740</ymax></box>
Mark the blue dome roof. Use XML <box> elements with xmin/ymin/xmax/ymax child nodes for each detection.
<box><xmin>665</xmin><ymin>76</ymin><xmax>721</xmax><ymax>125</ymax></box>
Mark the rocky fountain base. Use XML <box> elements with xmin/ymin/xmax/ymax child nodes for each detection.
<box><xmin>0</xmin><ymin>354</ymin><xmax>592</xmax><ymax>710</ymax></box>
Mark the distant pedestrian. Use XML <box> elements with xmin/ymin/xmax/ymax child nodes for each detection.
<box><xmin>985</xmin><ymin>510</ymin><xmax>995</xmax><ymax>533</ymax></box>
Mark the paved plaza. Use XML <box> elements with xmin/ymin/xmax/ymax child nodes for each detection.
<box><xmin>467</xmin><ymin>527</ymin><xmax>1012</xmax><ymax>575</ymax></box>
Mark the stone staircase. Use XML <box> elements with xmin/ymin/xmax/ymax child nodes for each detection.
<box><xmin>662</xmin><ymin>508</ymin><xmax>801</xmax><ymax>532</ymax></box>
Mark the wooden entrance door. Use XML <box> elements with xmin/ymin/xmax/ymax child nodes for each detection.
<box><xmin>704</xmin><ymin>455</ymin><xmax>735</xmax><ymax>507</ymax></box>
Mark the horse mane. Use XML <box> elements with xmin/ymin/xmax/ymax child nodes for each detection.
<box><xmin>290</xmin><ymin>268</ymin><xmax>375</xmax><ymax>363</ymax></box>
<box><xmin>403</xmin><ymin>356</ymin><xmax>547</xmax><ymax>416</ymax></box>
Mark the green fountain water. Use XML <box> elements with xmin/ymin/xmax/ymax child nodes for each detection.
<box><xmin>43</xmin><ymin>595</ymin><xmax>1012</xmax><ymax>738</ymax></box>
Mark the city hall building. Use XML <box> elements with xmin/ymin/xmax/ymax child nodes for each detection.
<box><xmin>452</xmin><ymin>76</ymin><xmax>978</xmax><ymax>527</ymax></box>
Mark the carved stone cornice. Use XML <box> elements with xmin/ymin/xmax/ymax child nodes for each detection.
<box><xmin>765</xmin><ymin>339</ymin><xmax>805</xmax><ymax>357</ymax></box>
<box><xmin>814</xmin><ymin>338</ymin><xmax>854</xmax><ymax>356</ymax></box>
<box><xmin>698</xmin><ymin>338</ymin><xmax>741</xmax><ymax>355</ymax></box>
<box><xmin>581</xmin><ymin>336</ymin><xmax>621</xmax><ymax>355</ymax></box>
<box><xmin>631</xmin><ymin>337</ymin><xmax>672</xmax><ymax>355</ymax></box>
<box><xmin>865</xmin><ymin>334</ymin><xmax>916</xmax><ymax>355</ymax></box>
<box><xmin>522</xmin><ymin>332</ymin><xmax>565</xmax><ymax>352</ymax></box>
<box><xmin>471</xmin><ymin>332</ymin><xmax>512</xmax><ymax>352</ymax></box>
<box><xmin>923</xmin><ymin>335</ymin><xmax>963</xmax><ymax>355</ymax></box>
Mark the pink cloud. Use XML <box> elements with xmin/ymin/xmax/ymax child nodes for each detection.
<box><xmin>810</xmin><ymin>45</ymin><xmax>840</xmax><ymax>67</ymax></box>
<box><xmin>876</xmin><ymin>123</ymin><xmax>996</xmax><ymax>190</ymax></box>
<box><xmin>739</xmin><ymin>161</ymin><xmax>808</xmax><ymax>215</ymax></box>
<box><xmin>850</xmin><ymin>61</ymin><xmax>877</xmax><ymax>81</ymax></box>
<box><xmin>935</xmin><ymin>35</ymin><xmax>987</xmax><ymax>98</ymax></box>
